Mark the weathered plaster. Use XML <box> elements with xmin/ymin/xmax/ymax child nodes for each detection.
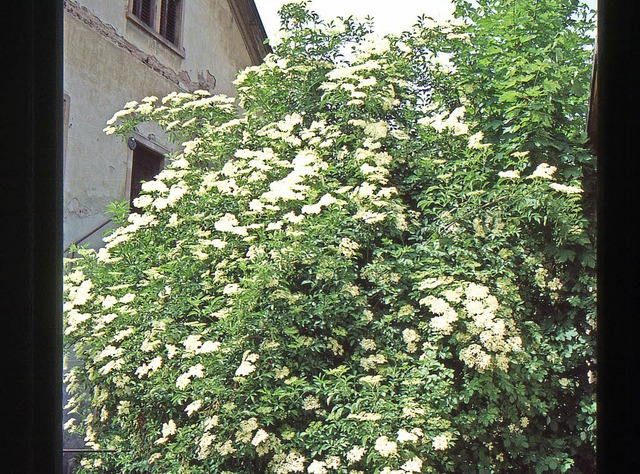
<box><xmin>64</xmin><ymin>0</ymin><xmax>209</xmax><ymax>92</ymax></box>
<box><xmin>63</xmin><ymin>0</ymin><xmax>268</xmax><ymax>252</ymax></box>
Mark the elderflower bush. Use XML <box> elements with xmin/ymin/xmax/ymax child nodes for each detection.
<box><xmin>65</xmin><ymin>1</ymin><xmax>595</xmax><ymax>472</ymax></box>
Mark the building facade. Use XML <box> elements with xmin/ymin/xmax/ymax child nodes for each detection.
<box><xmin>62</xmin><ymin>1</ymin><xmax>269</xmax><ymax>470</ymax></box>
<box><xmin>63</xmin><ymin>0</ymin><xmax>270</xmax><ymax>254</ymax></box>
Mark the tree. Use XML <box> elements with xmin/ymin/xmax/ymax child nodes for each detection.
<box><xmin>64</xmin><ymin>1</ymin><xmax>596</xmax><ymax>472</ymax></box>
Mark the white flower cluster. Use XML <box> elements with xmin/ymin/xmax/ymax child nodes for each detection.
<box><xmin>420</xmin><ymin>295</ymin><xmax>459</xmax><ymax>335</ymax></box>
<box><xmin>360</xmin><ymin>375</ymin><xmax>384</xmax><ymax>386</ymax></box>
<box><xmin>184</xmin><ymin>399</ymin><xmax>202</xmax><ymax>416</ymax></box>
<box><xmin>339</xmin><ymin>237</ymin><xmax>360</xmax><ymax>258</ymax></box>
<box><xmin>235</xmin><ymin>417</ymin><xmax>259</xmax><ymax>444</ymax></box>
<box><xmin>233</xmin><ymin>64</ymin><xmax>265</xmax><ymax>85</ymax></box>
<box><xmin>397</xmin><ymin>427</ymin><xmax>424</xmax><ymax>443</ymax></box>
<box><xmin>176</xmin><ymin>363</ymin><xmax>205</xmax><ymax>389</ymax></box>
<box><xmin>358</xmin><ymin>35</ymin><xmax>391</xmax><ymax>57</ymax></box>
<box><xmin>64</xmin><ymin>278</ymin><xmax>93</xmax><ymax>310</ymax></box>
<box><xmin>347</xmin><ymin>412</ymin><xmax>383</xmax><ymax>421</ymax></box>
<box><xmin>549</xmin><ymin>182</ymin><xmax>583</xmax><ymax>194</ymax></box>
<box><xmin>260</xmin><ymin>150</ymin><xmax>326</xmax><ymax>204</ymax></box>
<box><xmin>196</xmin><ymin>416</ymin><xmax>219</xmax><ymax>460</ymax></box>
<box><xmin>214</xmin><ymin>213</ymin><xmax>248</xmax><ymax>236</ymax></box>
<box><xmin>235</xmin><ymin>350</ymin><xmax>259</xmax><ymax>376</ymax></box>
<box><xmin>374</xmin><ymin>435</ymin><xmax>398</xmax><ymax>457</ymax></box>
<box><xmin>346</xmin><ymin>445</ymin><xmax>365</xmax><ymax>463</ymax></box>
<box><xmin>251</xmin><ymin>428</ymin><xmax>269</xmax><ymax>447</ymax></box>
<box><xmin>131</xmin><ymin>176</ymin><xmax>188</xmax><ymax>212</ymax></box>
<box><xmin>256</xmin><ymin>113</ymin><xmax>305</xmax><ymax>146</ymax></box>
<box><xmin>465</xmin><ymin>283</ymin><xmax>521</xmax><ymax>371</ymax></box>
<box><xmin>94</xmin><ymin>344</ymin><xmax>124</xmax><ymax>363</ymax></box>
<box><xmin>529</xmin><ymin>162</ymin><xmax>556</xmax><ymax>179</ymax></box>
<box><xmin>181</xmin><ymin>334</ymin><xmax>221</xmax><ymax>354</ymax></box>
<box><xmin>359</xmin><ymin>353</ymin><xmax>387</xmax><ymax>370</ymax></box>
<box><xmin>468</xmin><ymin>131</ymin><xmax>489</xmax><ymax>149</ymax></box>
<box><xmin>418</xmin><ymin>278</ymin><xmax>523</xmax><ymax>372</ymax></box>
<box><xmin>498</xmin><ymin>170</ymin><xmax>521</xmax><ymax>179</ymax></box>
<box><xmin>301</xmin><ymin>193</ymin><xmax>337</xmax><ymax>215</ymax></box>
<box><xmin>432</xmin><ymin>432</ymin><xmax>453</xmax><ymax>450</ymax></box>
<box><xmin>154</xmin><ymin>419</ymin><xmax>177</xmax><ymax>445</ymax></box>
<box><xmin>418</xmin><ymin>106</ymin><xmax>469</xmax><ymax>136</ymax></box>
<box><xmin>400</xmin><ymin>457</ymin><xmax>424</xmax><ymax>473</ymax></box>
<box><xmin>307</xmin><ymin>460</ymin><xmax>327</xmax><ymax>474</ymax></box>
<box><xmin>135</xmin><ymin>355</ymin><xmax>162</xmax><ymax>378</ymax></box>
<box><xmin>321</xmin><ymin>59</ymin><xmax>399</xmax><ymax>107</ymax></box>
<box><xmin>402</xmin><ymin>328</ymin><xmax>420</xmax><ymax>353</ymax></box>
<box><xmin>268</xmin><ymin>451</ymin><xmax>307</xmax><ymax>473</ymax></box>
<box><xmin>326</xmin><ymin>60</ymin><xmax>382</xmax><ymax>81</ymax></box>
<box><xmin>360</xmin><ymin>338</ymin><xmax>377</xmax><ymax>351</ymax></box>
<box><xmin>302</xmin><ymin>395</ymin><xmax>321</xmax><ymax>411</ymax></box>
<box><xmin>104</xmin><ymin>90</ymin><xmax>234</xmax><ymax>138</ymax></box>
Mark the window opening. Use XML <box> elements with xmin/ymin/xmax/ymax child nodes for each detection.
<box><xmin>131</xmin><ymin>0</ymin><xmax>182</xmax><ymax>47</ymax></box>
<box><xmin>160</xmin><ymin>0</ymin><xmax>180</xmax><ymax>45</ymax></box>
<box><xmin>130</xmin><ymin>142</ymin><xmax>164</xmax><ymax>210</ymax></box>
<box><xmin>132</xmin><ymin>0</ymin><xmax>154</xmax><ymax>28</ymax></box>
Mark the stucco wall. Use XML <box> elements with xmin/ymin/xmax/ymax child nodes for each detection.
<box><xmin>63</xmin><ymin>0</ymin><xmax>260</xmax><ymax>252</ymax></box>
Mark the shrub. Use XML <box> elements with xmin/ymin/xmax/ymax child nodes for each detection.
<box><xmin>64</xmin><ymin>1</ymin><xmax>596</xmax><ymax>472</ymax></box>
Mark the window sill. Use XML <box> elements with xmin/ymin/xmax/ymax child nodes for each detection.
<box><xmin>126</xmin><ymin>12</ymin><xmax>186</xmax><ymax>59</ymax></box>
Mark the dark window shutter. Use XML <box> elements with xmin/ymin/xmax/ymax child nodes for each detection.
<box><xmin>130</xmin><ymin>144</ymin><xmax>163</xmax><ymax>209</ymax></box>
<box><xmin>160</xmin><ymin>0</ymin><xmax>180</xmax><ymax>44</ymax></box>
<box><xmin>132</xmin><ymin>0</ymin><xmax>154</xmax><ymax>27</ymax></box>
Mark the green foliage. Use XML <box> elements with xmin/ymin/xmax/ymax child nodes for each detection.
<box><xmin>105</xmin><ymin>200</ymin><xmax>132</xmax><ymax>226</ymax></box>
<box><xmin>65</xmin><ymin>1</ymin><xmax>596</xmax><ymax>472</ymax></box>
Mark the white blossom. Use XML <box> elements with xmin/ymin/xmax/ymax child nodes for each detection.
<box><xmin>401</xmin><ymin>457</ymin><xmax>423</xmax><ymax>472</ymax></box>
<box><xmin>197</xmin><ymin>341</ymin><xmax>221</xmax><ymax>353</ymax></box>
<box><xmin>530</xmin><ymin>163</ymin><xmax>557</xmax><ymax>179</ymax></box>
<box><xmin>397</xmin><ymin>428</ymin><xmax>419</xmax><ymax>443</ymax></box>
<box><xmin>235</xmin><ymin>352</ymin><xmax>259</xmax><ymax>376</ymax></box>
<box><xmin>307</xmin><ymin>460</ymin><xmax>327</xmax><ymax>474</ymax></box>
<box><xmin>498</xmin><ymin>170</ymin><xmax>520</xmax><ymax>179</ymax></box>
<box><xmin>251</xmin><ymin>428</ymin><xmax>269</xmax><ymax>446</ymax></box>
<box><xmin>549</xmin><ymin>182</ymin><xmax>583</xmax><ymax>194</ymax></box>
<box><xmin>432</xmin><ymin>433</ymin><xmax>452</xmax><ymax>450</ymax></box>
<box><xmin>346</xmin><ymin>445</ymin><xmax>365</xmax><ymax>463</ymax></box>
<box><xmin>182</xmin><ymin>335</ymin><xmax>203</xmax><ymax>352</ymax></box>
<box><xmin>374</xmin><ymin>436</ymin><xmax>398</xmax><ymax>457</ymax></box>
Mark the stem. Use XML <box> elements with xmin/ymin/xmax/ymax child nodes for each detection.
<box><xmin>435</xmin><ymin>194</ymin><xmax>511</xmax><ymax>237</ymax></box>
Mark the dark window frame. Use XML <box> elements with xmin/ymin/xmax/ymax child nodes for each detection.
<box><xmin>127</xmin><ymin>0</ymin><xmax>185</xmax><ymax>57</ymax></box>
<box><xmin>128</xmin><ymin>135</ymin><xmax>167</xmax><ymax>210</ymax></box>
<box><xmin>132</xmin><ymin>0</ymin><xmax>155</xmax><ymax>28</ymax></box>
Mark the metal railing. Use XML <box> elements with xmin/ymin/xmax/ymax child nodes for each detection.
<box><xmin>63</xmin><ymin>219</ymin><xmax>112</xmax><ymax>256</ymax></box>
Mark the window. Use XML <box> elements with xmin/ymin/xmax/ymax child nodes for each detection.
<box><xmin>129</xmin><ymin>140</ymin><xmax>164</xmax><ymax>209</ymax></box>
<box><xmin>159</xmin><ymin>0</ymin><xmax>180</xmax><ymax>45</ymax></box>
<box><xmin>130</xmin><ymin>0</ymin><xmax>184</xmax><ymax>49</ymax></box>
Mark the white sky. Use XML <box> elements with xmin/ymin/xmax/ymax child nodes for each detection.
<box><xmin>254</xmin><ymin>0</ymin><xmax>455</xmax><ymax>38</ymax></box>
<box><xmin>254</xmin><ymin>0</ymin><xmax>597</xmax><ymax>39</ymax></box>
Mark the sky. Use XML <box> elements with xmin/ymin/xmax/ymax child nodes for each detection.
<box><xmin>254</xmin><ymin>0</ymin><xmax>455</xmax><ymax>38</ymax></box>
<box><xmin>254</xmin><ymin>0</ymin><xmax>597</xmax><ymax>40</ymax></box>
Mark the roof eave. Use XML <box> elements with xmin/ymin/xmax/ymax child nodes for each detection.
<box><xmin>227</xmin><ymin>0</ymin><xmax>272</xmax><ymax>65</ymax></box>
